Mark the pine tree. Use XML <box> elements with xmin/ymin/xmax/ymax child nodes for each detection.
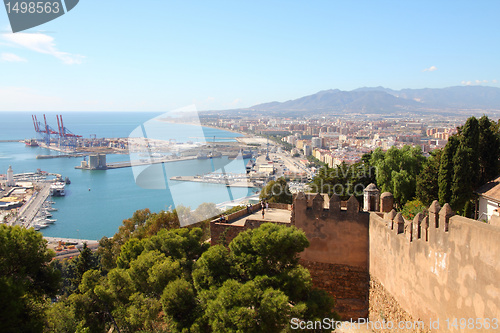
<box><xmin>478</xmin><ymin>116</ymin><xmax>500</xmax><ymax>185</ymax></box>
<box><xmin>438</xmin><ymin>136</ymin><xmax>458</xmax><ymax>205</ymax></box>
<box><xmin>416</xmin><ymin>149</ymin><xmax>441</xmax><ymax>206</ymax></box>
<box><xmin>459</xmin><ymin>117</ymin><xmax>480</xmax><ymax>186</ymax></box>
<box><xmin>450</xmin><ymin>145</ymin><xmax>474</xmax><ymax>212</ymax></box>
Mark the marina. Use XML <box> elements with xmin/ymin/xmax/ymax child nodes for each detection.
<box><xmin>1</xmin><ymin>173</ymin><xmax>65</xmax><ymax>232</ymax></box>
<box><xmin>0</xmin><ymin>112</ymin><xmax>258</xmax><ymax>240</ymax></box>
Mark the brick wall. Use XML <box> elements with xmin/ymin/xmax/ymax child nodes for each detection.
<box><xmin>268</xmin><ymin>202</ymin><xmax>292</xmax><ymax>210</ymax></box>
<box><xmin>210</xmin><ymin>219</ymin><xmax>289</xmax><ymax>246</ymax></box>
<box><xmin>300</xmin><ymin>260</ymin><xmax>369</xmax><ymax>320</ymax></box>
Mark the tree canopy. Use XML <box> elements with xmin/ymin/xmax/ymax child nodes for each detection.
<box><xmin>0</xmin><ymin>225</ymin><xmax>60</xmax><ymax>333</ymax></box>
<box><xmin>260</xmin><ymin>177</ymin><xmax>293</xmax><ymax>204</ymax></box>
<box><xmin>436</xmin><ymin>116</ymin><xmax>500</xmax><ymax>214</ymax></box>
<box><xmin>42</xmin><ymin>220</ymin><xmax>336</xmax><ymax>332</ymax></box>
<box><xmin>370</xmin><ymin>145</ymin><xmax>425</xmax><ymax>207</ymax></box>
<box><xmin>309</xmin><ymin>153</ymin><xmax>376</xmax><ymax>201</ymax></box>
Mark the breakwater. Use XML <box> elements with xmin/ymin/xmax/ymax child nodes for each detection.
<box><xmin>37</xmin><ymin>154</ymin><xmax>87</xmax><ymax>159</ymax></box>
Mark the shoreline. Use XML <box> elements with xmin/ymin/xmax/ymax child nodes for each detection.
<box><xmin>157</xmin><ymin>118</ymin><xmax>248</xmax><ymax>137</ymax></box>
<box><xmin>0</xmin><ymin>122</ymin><xmax>259</xmax><ymax>241</ymax></box>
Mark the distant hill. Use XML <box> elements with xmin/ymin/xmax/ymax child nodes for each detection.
<box><xmin>224</xmin><ymin>86</ymin><xmax>500</xmax><ymax>114</ymax></box>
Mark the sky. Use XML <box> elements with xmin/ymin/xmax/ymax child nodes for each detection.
<box><xmin>0</xmin><ymin>0</ymin><xmax>499</xmax><ymax>111</ymax></box>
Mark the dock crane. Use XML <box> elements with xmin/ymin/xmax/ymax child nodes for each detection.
<box><xmin>57</xmin><ymin>115</ymin><xmax>82</xmax><ymax>138</ymax></box>
<box><xmin>39</xmin><ymin>114</ymin><xmax>59</xmax><ymax>145</ymax></box>
<box><xmin>31</xmin><ymin>114</ymin><xmax>82</xmax><ymax>148</ymax></box>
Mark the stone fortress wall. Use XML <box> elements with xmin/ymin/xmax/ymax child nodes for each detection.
<box><xmin>209</xmin><ymin>188</ymin><xmax>500</xmax><ymax>331</ymax></box>
<box><xmin>292</xmin><ymin>188</ymin><xmax>500</xmax><ymax>332</ymax></box>
<box><xmin>292</xmin><ymin>192</ymin><xmax>370</xmax><ymax>320</ymax></box>
<box><xmin>369</xmin><ymin>201</ymin><xmax>500</xmax><ymax>332</ymax></box>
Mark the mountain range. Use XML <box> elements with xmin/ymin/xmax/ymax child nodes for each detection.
<box><xmin>223</xmin><ymin>86</ymin><xmax>500</xmax><ymax>115</ymax></box>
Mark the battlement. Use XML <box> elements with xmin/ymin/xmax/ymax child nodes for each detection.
<box><xmin>292</xmin><ymin>192</ymin><xmax>366</xmax><ymax>223</ymax></box>
<box><xmin>290</xmin><ymin>191</ymin><xmax>500</xmax><ymax>326</ymax></box>
<box><xmin>210</xmin><ymin>202</ymin><xmax>291</xmax><ymax>246</ymax></box>
<box><xmin>208</xmin><ymin>190</ymin><xmax>500</xmax><ymax>326</ymax></box>
<box><xmin>370</xmin><ymin>199</ymin><xmax>500</xmax><ymax>332</ymax></box>
<box><xmin>381</xmin><ymin>200</ymin><xmax>455</xmax><ymax>242</ymax></box>
<box><xmin>292</xmin><ymin>192</ymin><xmax>370</xmax><ymax>319</ymax></box>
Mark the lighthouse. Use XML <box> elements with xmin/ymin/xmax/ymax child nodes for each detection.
<box><xmin>6</xmin><ymin>165</ymin><xmax>14</xmax><ymax>187</ymax></box>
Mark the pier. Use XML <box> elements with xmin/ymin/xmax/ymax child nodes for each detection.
<box><xmin>75</xmin><ymin>156</ymin><xmax>198</xmax><ymax>170</ymax></box>
<box><xmin>108</xmin><ymin>156</ymin><xmax>198</xmax><ymax>168</ymax></box>
<box><xmin>171</xmin><ymin>174</ymin><xmax>257</xmax><ymax>188</ymax></box>
<box><xmin>12</xmin><ymin>182</ymin><xmax>51</xmax><ymax>227</ymax></box>
<box><xmin>37</xmin><ymin>153</ymin><xmax>87</xmax><ymax>159</ymax></box>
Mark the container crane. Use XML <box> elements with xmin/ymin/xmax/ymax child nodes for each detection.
<box><xmin>56</xmin><ymin>115</ymin><xmax>82</xmax><ymax>148</ymax></box>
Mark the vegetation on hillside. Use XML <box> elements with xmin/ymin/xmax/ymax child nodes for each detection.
<box><xmin>0</xmin><ymin>225</ymin><xmax>60</xmax><ymax>332</ymax></box>
<box><xmin>437</xmin><ymin>116</ymin><xmax>500</xmax><ymax>215</ymax></box>
<box><xmin>259</xmin><ymin>177</ymin><xmax>293</xmax><ymax>204</ymax></box>
<box><xmin>0</xmin><ymin>204</ymin><xmax>337</xmax><ymax>332</ymax></box>
<box><xmin>310</xmin><ymin>116</ymin><xmax>500</xmax><ymax>216</ymax></box>
<box><xmin>309</xmin><ymin>153</ymin><xmax>376</xmax><ymax>201</ymax></box>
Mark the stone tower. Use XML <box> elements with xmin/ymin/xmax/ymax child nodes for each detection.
<box><xmin>6</xmin><ymin>165</ymin><xmax>14</xmax><ymax>187</ymax></box>
<box><xmin>380</xmin><ymin>192</ymin><xmax>394</xmax><ymax>213</ymax></box>
<box><xmin>363</xmin><ymin>183</ymin><xmax>379</xmax><ymax>212</ymax></box>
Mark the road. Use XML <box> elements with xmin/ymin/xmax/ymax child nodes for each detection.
<box><xmin>255</xmin><ymin>152</ymin><xmax>313</xmax><ymax>179</ymax></box>
<box><xmin>11</xmin><ymin>182</ymin><xmax>51</xmax><ymax>227</ymax></box>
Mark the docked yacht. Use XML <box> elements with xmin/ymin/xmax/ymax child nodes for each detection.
<box><xmin>50</xmin><ymin>182</ymin><xmax>65</xmax><ymax>196</ymax></box>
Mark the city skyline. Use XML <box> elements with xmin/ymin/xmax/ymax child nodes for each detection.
<box><xmin>1</xmin><ymin>1</ymin><xmax>500</xmax><ymax>111</ymax></box>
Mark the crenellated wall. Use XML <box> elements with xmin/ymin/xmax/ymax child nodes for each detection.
<box><xmin>369</xmin><ymin>201</ymin><xmax>500</xmax><ymax>332</ymax></box>
<box><xmin>208</xmin><ymin>192</ymin><xmax>500</xmax><ymax>329</ymax></box>
<box><xmin>210</xmin><ymin>202</ymin><xmax>291</xmax><ymax>245</ymax></box>
<box><xmin>210</xmin><ymin>219</ymin><xmax>290</xmax><ymax>245</ymax></box>
<box><xmin>292</xmin><ymin>192</ymin><xmax>370</xmax><ymax>319</ymax></box>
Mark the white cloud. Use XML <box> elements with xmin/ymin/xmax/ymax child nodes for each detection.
<box><xmin>0</xmin><ymin>52</ymin><xmax>26</xmax><ymax>62</ymax></box>
<box><xmin>460</xmin><ymin>79</ymin><xmax>498</xmax><ymax>86</ymax></box>
<box><xmin>1</xmin><ymin>32</ymin><xmax>84</xmax><ymax>64</ymax></box>
<box><xmin>423</xmin><ymin>66</ymin><xmax>437</xmax><ymax>72</ymax></box>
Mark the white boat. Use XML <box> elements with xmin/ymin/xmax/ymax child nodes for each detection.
<box><xmin>38</xmin><ymin>218</ymin><xmax>56</xmax><ymax>224</ymax></box>
<box><xmin>34</xmin><ymin>223</ymin><xmax>48</xmax><ymax>229</ymax></box>
<box><xmin>50</xmin><ymin>183</ymin><xmax>66</xmax><ymax>196</ymax></box>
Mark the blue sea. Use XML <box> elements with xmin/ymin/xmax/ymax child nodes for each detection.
<box><xmin>0</xmin><ymin>112</ymin><xmax>255</xmax><ymax>240</ymax></box>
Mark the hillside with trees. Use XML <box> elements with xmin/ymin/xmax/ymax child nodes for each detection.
<box><xmin>0</xmin><ymin>208</ymin><xmax>337</xmax><ymax>332</ymax></box>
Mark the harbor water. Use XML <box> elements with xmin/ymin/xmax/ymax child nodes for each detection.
<box><xmin>0</xmin><ymin>112</ymin><xmax>255</xmax><ymax>240</ymax></box>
